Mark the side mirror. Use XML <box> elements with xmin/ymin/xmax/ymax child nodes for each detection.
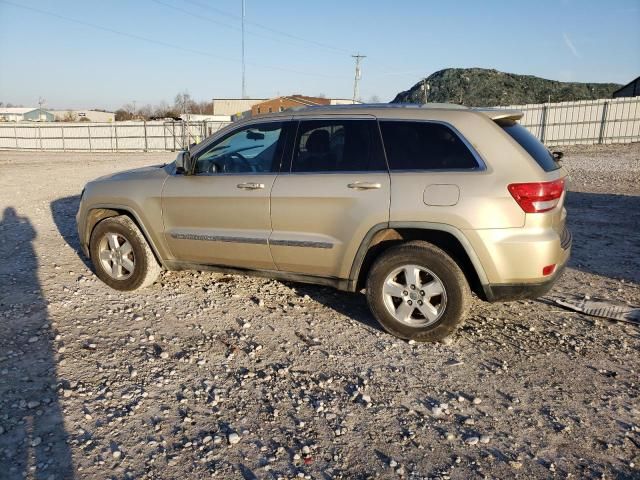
<box><xmin>552</xmin><ymin>151</ymin><xmax>564</xmax><ymax>161</ymax></box>
<box><xmin>175</xmin><ymin>150</ymin><xmax>192</xmax><ymax>174</ymax></box>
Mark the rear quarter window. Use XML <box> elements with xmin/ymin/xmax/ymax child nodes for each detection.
<box><xmin>499</xmin><ymin>121</ymin><xmax>560</xmax><ymax>172</ymax></box>
<box><xmin>379</xmin><ymin>121</ymin><xmax>479</xmax><ymax>171</ymax></box>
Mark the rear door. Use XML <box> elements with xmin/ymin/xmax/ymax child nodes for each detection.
<box><xmin>162</xmin><ymin>120</ymin><xmax>289</xmax><ymax>270</ymax></box>
<box><xmin>379</xmin><ymin>120</ymin><xmax>487</xmax><ymax>228</ymax></box>
<box><xmin>269</xmin><ymin>117</ymin><xmax>390</xmax><ymax>278</ymax></box>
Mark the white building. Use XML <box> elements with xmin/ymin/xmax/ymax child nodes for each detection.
<box><xmin>50</xmin><ymin>110</ymin><xmax>115</xmax><ymax>122</ymax></box>
<box><xmin>330</xmin><ymin>99</ymin><xmax>363</xmax><ymax>105</ymax></box>
<box><xmin>180</xmin><ymin>114</ymin><xmax>232</xmax><ymax>122</ymax></box>
<box><xmin>0</xmin><ymin>107</ymin><xmax>55</xmax><ymax>122</ymax></box>
<box><xmin>211</xmin><ymin>98</ymin><xmax>267</xmax><ymax>116</ymax></box>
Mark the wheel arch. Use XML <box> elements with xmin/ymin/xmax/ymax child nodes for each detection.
<box><xmin>86</xmin><ymin>206</ymin><xmax>165</xmax><ymax>268</ymax></box>
<box><xmin>349</xmin><ymin>222</ymin><xmax>490</xmax><ymax>299</ymax></box>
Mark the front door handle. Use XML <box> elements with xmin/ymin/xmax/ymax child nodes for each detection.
<box><xmin>347</xmin><ymin>182</ymin><xmax>382</xmax><ymax>190</ymax></box>
<box><xmin>237</xmin><ymin>182</ymin><xmax>265</xmax><ymax>190</ymax></box>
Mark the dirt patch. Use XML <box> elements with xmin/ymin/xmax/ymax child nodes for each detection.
<box><xmin>0</xmin><ymin>146</ymin><xmax>638</xmax><ymax>479</ymax></box>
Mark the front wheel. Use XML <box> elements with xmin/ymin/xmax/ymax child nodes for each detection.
<box><xmin>89</xmin><ymin>215</ymin><xmax>161</xmax><ymax>291</ymax></box>
<box><xmin>366</xmin><ymin>241</ymin><xmax>470</xmax><ymax>342</ymax></box>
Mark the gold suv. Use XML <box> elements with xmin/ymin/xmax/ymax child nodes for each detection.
<box><xmin>77</xmin><ymin>104</ymin><xmax>571</xmax><ymax>341</ymax></box>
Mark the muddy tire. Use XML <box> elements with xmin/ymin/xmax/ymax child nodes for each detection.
<box><xmin>366</xmin><ymin>240</ymin><xmax>470</xmax><ymax>342</ymax></box>
<box><xmin>89</xmin><ymin>215</ymin><xmax>161</xmax><ymax>291</ymax></box>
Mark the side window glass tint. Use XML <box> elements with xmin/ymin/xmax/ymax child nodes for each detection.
<box><xmin>291</xmin><ymin>120</ymin><xmax>386</xmax><ymax>172</ymax></box>
<box><xmin>194</xmin><ymin>122</ymin><xmax>283</xmax><ymax>174</ymax></box>
<box><xmin>499</xmin><ymin>122</ymin><xmax>560</xmax><ymax>172</ymax></box>
<box><xmin>380</xmin><ymin>121</ymin><xmax>478</xmax><ymax>170</ymax></box>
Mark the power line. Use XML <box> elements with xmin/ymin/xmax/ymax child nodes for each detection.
<box><xmin>182</xmin><ymin>0</ymin><xmax>350</xmax><ymax>55</ymax></box>
<box><xmin>150</xmin><ymin>0</ymin><xmax>347</xmax><ymax>57</ymax></box>
<box><xmin>0</xmin><ymin>0</ymin><xmax>345</xmax><ymax>80</ymax></box>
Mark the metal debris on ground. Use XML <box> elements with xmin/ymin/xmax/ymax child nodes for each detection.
<box><xmin>551</xmin><ymin>295</ymin><xmax>640</xmax><ymax>324</ymax></box>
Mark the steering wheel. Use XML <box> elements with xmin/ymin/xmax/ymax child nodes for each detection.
<box><xmin>228</xmin><ymin>152</ymin><xmax>254</xmax><ymax>172</ymax></box>
<box><xmin>207</xmin><ymin>161</ymin><xmax>222</xmax><ymax>174</ymax></box>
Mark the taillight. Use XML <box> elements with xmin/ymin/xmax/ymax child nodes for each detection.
<box><xmin>508</xmin><ymin>178</ymin><xmax>565</xmax><ymax>213</ymax></box>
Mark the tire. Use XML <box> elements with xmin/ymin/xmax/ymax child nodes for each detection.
<box><xmin>366</xmin><ymin>240</ymin><xmax>470</xmax><ymax>342</ymax></box>
<box><xmin>89</xmin><ymin>215</ymin><xmax>161</xmax><ymax>291</ymax></box>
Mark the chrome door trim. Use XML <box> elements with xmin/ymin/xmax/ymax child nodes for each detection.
<box><xmin>347</xmin><ymin>182</ymin><xmax>382</xmax><ymax>190</ymax></box>
<box><xmin>169</xmin><ymin>231</ymin><xmax>333</xmax><ymax>249</ymax></box>
<box><xmin>237</xmin><ymin>182</ymin><xmax>265</xmax><ymax>190</ymax></box>
<box><xmin>170</xmin><ymin>232</ymin><xmax>268</xmax><ymax>245</ymax></box>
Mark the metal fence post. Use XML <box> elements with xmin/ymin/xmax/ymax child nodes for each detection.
<box><xmin>62</xmin><ymin>125</ymin><xmax>66</xmax><ymax>152</ymax></box>
<box><xmin>172</xmin><ymin>122</ymin><xmax>176</xmax><ymax>151</ymax></box>
<box><xmin>14</xmin><ymin>125</ymin><xmax>18</xmax><ymax>149</ymax></box>
<box><xmin>88</xmin><ymin>125</ymin><xmax>92</xmax><ymax>151</ymax></box>
<box><xmin>598</xmin><ymin>101</ymin><xmax>609</xmax><ymax>145</ymax></box>
<box><xmin>114</xmin><ymin>124</ymin><xmax>119</xmax><ymax>152</ymax></box>
<box><xmin>163</xmin><ymin>122</ymin><xmax>167</xmax><ymax>151</ymax></box>
<box><xmin>38</xmin><ymin>124</ymin><xmax>43</xmax><ymax>151</ymax></box>
<box><xmin>539</xmin><ymin>105</ymin><xmax>548</xmax><ymax>144</ymax></box>
<box><xmin>143</xmin><ymin>120</ymin><xmax>148</xmax><ymax>152</ymax></box>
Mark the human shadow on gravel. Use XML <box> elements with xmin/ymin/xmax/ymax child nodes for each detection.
<box><xmin>565</xmin><ymin>191</ymin><xmax>640</xmax><ymax>284</ymax></box>
<box><xmin>0</xmin><ymin>207</ymin><xmax>75</xmax><ymax>479</ymax></box>
<box><xmin>50</xmin><ymin>195</ymin><xmax>91</xmax><ymax>269</ymax></box>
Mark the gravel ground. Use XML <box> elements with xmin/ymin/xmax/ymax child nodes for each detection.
<box><xmin>0</xmin><ymin>144</ymin><xmax>639</xmax><ymax>480</ymax></box>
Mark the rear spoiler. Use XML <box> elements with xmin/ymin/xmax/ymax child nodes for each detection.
<box><xmin>472</xmin><ymin>108</ymin><xmax>524</xmax><ymax>122</ymax></box>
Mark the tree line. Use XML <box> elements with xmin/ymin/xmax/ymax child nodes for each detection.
<box><xmin>114</xmin><ymin>92</ymin><xmax>213</xmax><ymax>121</ymax></box>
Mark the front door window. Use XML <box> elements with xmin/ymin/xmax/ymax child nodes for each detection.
<box><xmin>194</xmin><ymin>122</ymin><xmax>284</xmax><ymax>174</ymax></box>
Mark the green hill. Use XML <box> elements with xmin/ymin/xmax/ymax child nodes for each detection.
<box><xmin>391</xmin><ymin>68</ymin><xmax>621</xmax><ymax>106</ymax></box>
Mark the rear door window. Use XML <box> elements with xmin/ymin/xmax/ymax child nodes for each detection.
<box><xmin>379</xmin><ymin>121</ymin><xmax>479</xmax><ymax>170</ymax></box>
<box><xmin>291</xmin><ymin>119</ymin><xmax>387</xmax><ymax>172</ymax></box>
<box><xmin>499</xmin><ymin>121</ymin><xmax>560</xmax><ymax>172</ymax></box>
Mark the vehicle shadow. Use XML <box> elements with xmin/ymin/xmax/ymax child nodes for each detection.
<box><xmin>0</xmin><ymin>207</ymin><xmax>75</xmax><ymax>479</ymax></box>
<box><xmin>284</xmin><ymin>282</ymin><xmax>385</xmax><ymax>335</ymax></box>
<box><xmin>50</xmin><ymin>194</ymin><xmax>91</xmax><ymax>269</ymax></box>
<box><xmin>565</xmin><ymin>191</ymin><xmax>640</xmax><ymax>284</ymax></box>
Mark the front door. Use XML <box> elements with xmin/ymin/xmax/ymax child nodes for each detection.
<box><xmin>269</xmin><ymin>118</ymin><xmax>391</xmax><ymax>278</ymax></box>
<box><xmin>162</xmin><ymin>120</ymin><xmax>287</xmax><ymax>270</ymax></box>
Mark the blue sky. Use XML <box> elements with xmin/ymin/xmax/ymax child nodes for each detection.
<box><xmin>0</xmin><ymin>0</ymin><xmax>638</xmax><ymax>110</ymax></box>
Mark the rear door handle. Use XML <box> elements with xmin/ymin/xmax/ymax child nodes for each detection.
<box><xmin>347</xmin><ymin>182</ymin><xmax>381</xmax><ymax>190</ymax></box>
<box><xmin>237</xmin><ymin>182</ymin><xmax>265</xmax><ymax>190</ymax></box>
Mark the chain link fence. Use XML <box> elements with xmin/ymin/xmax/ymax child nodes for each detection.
<box><xmin>0</xmin><ymin>120</ymin><xmax>231</xmax><ymax>152</ymax></box>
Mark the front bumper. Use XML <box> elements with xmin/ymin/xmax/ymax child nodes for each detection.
<box><xmin>75</xmin><ymin>196</ymin><xmax>90</xmax><ymax>258</ymax></box>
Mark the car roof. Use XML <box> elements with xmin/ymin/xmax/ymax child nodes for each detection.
<box><xmin>248</xmin><ymin>103</ymin><xmax>523</xmax><ymax>121</ymax></box>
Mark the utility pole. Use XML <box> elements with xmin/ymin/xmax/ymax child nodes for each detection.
<box><xmin>241</xmin><ymin>0</ymin><xmax>246</xmax><ymax>98</ymax></box>
<box><xmin>37</xmin><ymin>96</ymin><xmax>46</xmax><ymax>120</ymax></box>
<box><xmin>351</xmin><ymin>53</ymin><xmax>366</xmax><ymax>104</ymax></box>
<box><xmin>421</xmin><ymin>79</ymin><xmax>430</xmax><ymax>104</ymax></box>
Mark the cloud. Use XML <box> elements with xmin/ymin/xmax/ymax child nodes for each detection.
<box><xmin>563</xmin><ymin>32</ymin><xmax>581</xmax><ymax>58</ymax></box>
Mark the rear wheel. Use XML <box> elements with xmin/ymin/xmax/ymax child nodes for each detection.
<box><xmin>90</xmin><ymin>215</ymin><xmax>161</xmax><ymax>291</ymax></box>
<box><xmin>366</xmin><ymin>241</ymin><xmax>470</xmax><ymax>342</ymax></box>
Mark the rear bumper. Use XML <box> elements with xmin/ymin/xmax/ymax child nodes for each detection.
<box><xmin>483</xmin><ymin>261</ymin><xmax>567</xmax><ymax>301</ymax></box>
<box><xmin>481</xmin><ymin>224</ymin><xmax>571</xmax><ymax>301</ymax></box>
